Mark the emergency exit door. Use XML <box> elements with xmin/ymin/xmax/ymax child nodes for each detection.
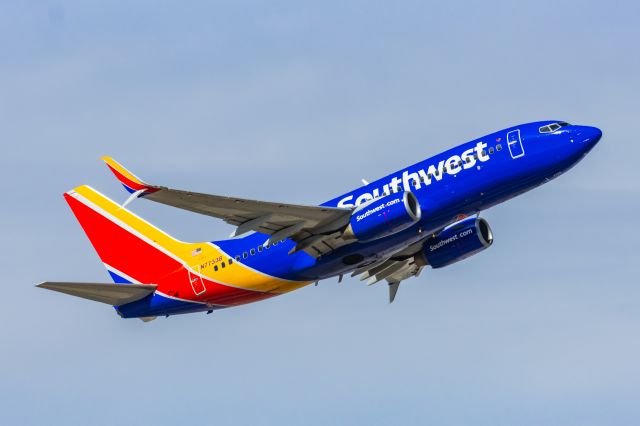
<box><xmin>187</xmin><ymin>265</ymin><xmax>207</xmax><ymax>295</ymax></box>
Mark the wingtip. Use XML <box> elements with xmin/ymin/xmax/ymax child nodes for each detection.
<box><xmin>36</xmin><ymin>282</ymin><xmax>60</xmax><ymax>291</ymax></box>
<box><xmin>101</xmin><ymin>156</ymin><xmax>122</xmax><ymax>174</ymax></box>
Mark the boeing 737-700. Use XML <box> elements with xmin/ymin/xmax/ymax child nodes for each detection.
<box><xmin>38</xmin><ymin>121</ymin><xmax>602</xmax><ymax>321</ymax></box>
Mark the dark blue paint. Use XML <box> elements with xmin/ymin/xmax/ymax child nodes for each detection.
<box><xmin>215</xmin><ymin>121</ymin><xmax>601</xmax><ymax>282</ymax></box>
<box><xmin>116</xmin><ymin>293</ymin><xmax>217</xmax><ymax>318</ymax></box>
<box><xmin>108</xmin><ymin>270</ymin><xmax>131</xmax><ymax>284</ymax></box>
<box><xmin>422</xmin><ymin>217</ymin><xmax>491</xmax><ymax>268</ymax></box>
<box><xmin>124</xmin><ymin>121</ymin><xmax>600</xmax><ymax>318</ymax></box>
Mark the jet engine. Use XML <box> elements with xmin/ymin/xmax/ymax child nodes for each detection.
<box><xmin>342</xmin><ymin>191</ymin><xmax>421</xmax><ymax>242</ymax></box>
<box><xmin>420</xmin><ymin>217</ymin><xmax>493</xmax><ymax>268</ymax></box>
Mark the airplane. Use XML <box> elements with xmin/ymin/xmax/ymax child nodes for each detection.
<box><xmin>38</xmin><ymin>121</ymin><xmax>602</xmax><ymax>321</ymax></box>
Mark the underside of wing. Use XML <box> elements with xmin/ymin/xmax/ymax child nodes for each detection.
<box><xmin>101</xmin><ymin>156</ymin><xmax>354</xmax><ymax>256</ymax></box>
<box><xmin>349</xmin><ymin>240</ymin><xmax>427</xmax><ymax>303</ymax></box>
<box><xmin>144</xmin><ymin>188</ymin><xmax>354</xmax><ymax>256</ymax></box>
<box><xmin>146</xmin><ymin>188</ymin><xmax>349</xmax><ymax>236</ymax></box>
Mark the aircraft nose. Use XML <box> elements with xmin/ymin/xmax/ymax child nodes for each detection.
<box><xmin>573</xmin><ymin>125</ymin><xmax>602</xmax><ymax>147</ymax></box>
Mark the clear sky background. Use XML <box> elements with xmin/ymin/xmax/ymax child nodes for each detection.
<box><xmin>1</xmin><ymin>1</ymin><xmax>639</xmax><ymax>425</ymax></box>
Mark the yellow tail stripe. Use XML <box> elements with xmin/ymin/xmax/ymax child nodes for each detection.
<box><xmin>72</xmin><ymin>185</ymin><xmax>310</xmax><ymax>294</ymax></box>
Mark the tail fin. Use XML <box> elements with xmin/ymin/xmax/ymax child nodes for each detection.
<box><xmin>65</xmin><ymin>185</ymin><xmax>197</xmax><ymax>285</ymax></box>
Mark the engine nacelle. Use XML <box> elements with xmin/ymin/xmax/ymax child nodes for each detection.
<box><xmin>343</xmin><ymin>191</ymin><xmax>421</xmax><ymax>242</ymax></box>
<box><xmin>421</xmin><ymin>217</ymin><xmax>493</xmax><ymax>268</ymax></box>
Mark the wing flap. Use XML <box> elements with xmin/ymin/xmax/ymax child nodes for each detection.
<box><xmin>37</xmin><ymin>282</ymin><xmax>157</xmax><ymax>306</ymax></box>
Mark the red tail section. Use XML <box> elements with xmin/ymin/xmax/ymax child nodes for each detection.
<box><xmin>64</xmin><ymin>185</ymin><xmax>278</xmax><ymax>306</ymax></box>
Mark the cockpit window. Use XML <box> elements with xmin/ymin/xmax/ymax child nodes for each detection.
<box><xmin>539</xmin><ymin>122</ymin><xmax>571</xmax><ymax>133</ymax></box>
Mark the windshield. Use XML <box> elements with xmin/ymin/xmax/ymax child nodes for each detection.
<box><xmin>539</xmin><ymin>122</ymin><xmax>570</xmax><ymax>133</ymax></box>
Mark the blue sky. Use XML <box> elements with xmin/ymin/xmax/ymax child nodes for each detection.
<box><xmin>1</xmin><ymin>1</ymin><xmax>639</xmax><ymax>425</ymax></box>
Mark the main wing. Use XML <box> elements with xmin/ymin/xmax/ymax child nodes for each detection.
<box><xmin>102</xmin><ymin>157</ymin><xmax>353</xmax><ymax>257</ymax></box>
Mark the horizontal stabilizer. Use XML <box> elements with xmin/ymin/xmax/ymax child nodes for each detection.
<box><xmin>37</xmin><ymin>282</ymin><xmax>157</xmax><ymax>306</ymax></box>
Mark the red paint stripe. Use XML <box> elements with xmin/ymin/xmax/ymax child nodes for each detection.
<box><xmin>65</xmin><ymin>194</ymin><xmax>275</xmax><ymax>307</ymax></box>
<box><xmin>105</xmin><ymin>164</ymin><xmax>154</xmax><ymax>192</ymax></box>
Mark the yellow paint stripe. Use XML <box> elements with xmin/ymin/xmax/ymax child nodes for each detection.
<box><xmin>72</xmin><ymin>185</ymin><xmax>310</xmax><ymax>294</ymax></box>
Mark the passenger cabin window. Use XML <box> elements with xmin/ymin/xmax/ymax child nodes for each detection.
<box><xmin>496</xmin><ymin>144</ymin><xmax>502</xmax><ymax>151</ymax></box>
<box><xmin>489</xmin><ymin>147</ymin><xmax>494</xmax><ymax>154</ymax></box>
<box><xmin>250</xmin><ymin>248</ymin><xmax>256</xmax><ymax>255</ymax></box>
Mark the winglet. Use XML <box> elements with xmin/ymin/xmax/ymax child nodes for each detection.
<box><xmin>101</xmin><ymin>157</ymin><xmax>159</xmax><ymax>206</ymax></box>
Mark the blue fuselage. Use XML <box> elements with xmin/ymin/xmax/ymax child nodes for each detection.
<box><xmin>216</xmin><ymin>121</ymin><xmax>602</xmax><ymax>282</ymax></box>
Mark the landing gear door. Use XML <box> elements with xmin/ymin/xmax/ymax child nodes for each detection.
<box><xmin>506</xmin><ymin>129</ymin><xmax>525</xmax><ymax>159</ymax></box>
<box><xmin>187</xmin><ymin>265</ymin><xmax>207</xmax><ymax>295</ymax></box>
